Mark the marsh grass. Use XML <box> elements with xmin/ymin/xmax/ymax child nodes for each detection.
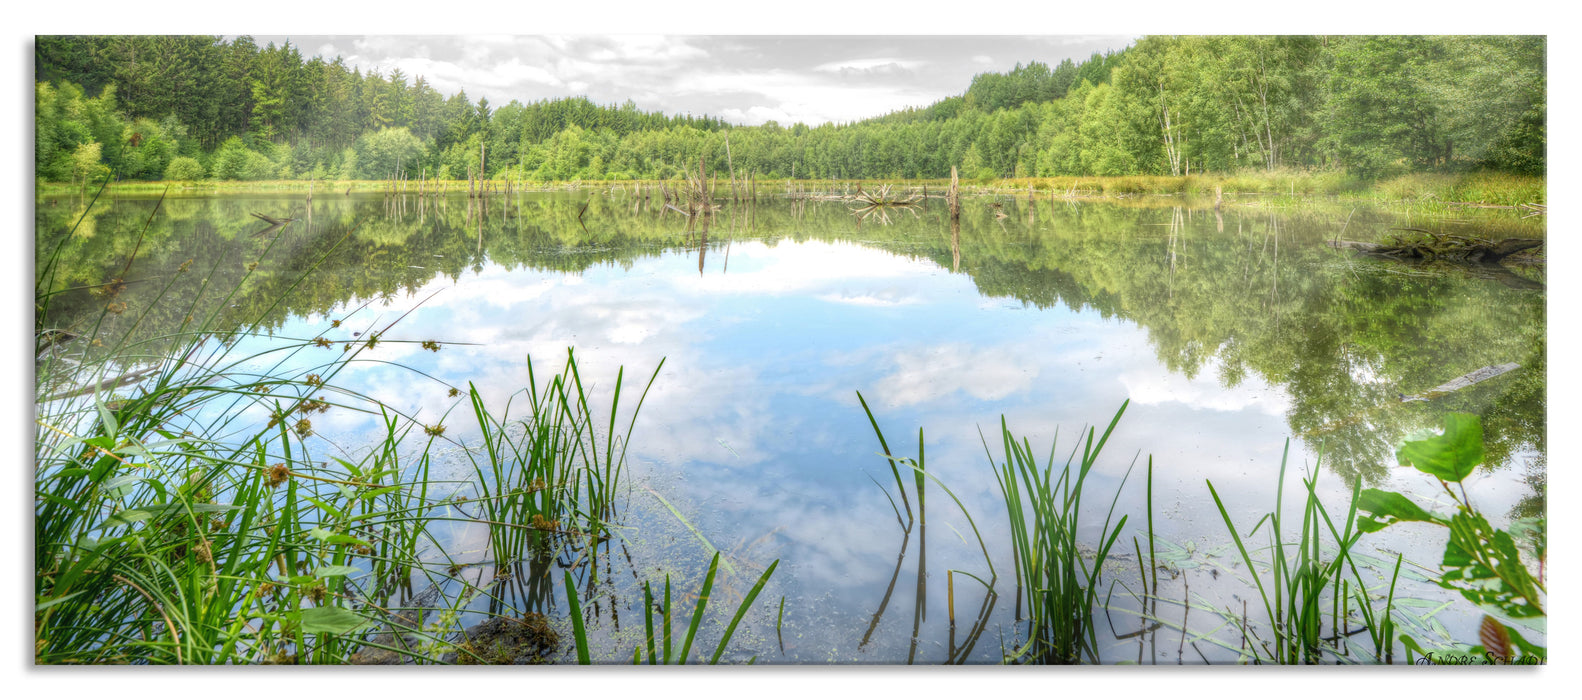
<box><xmin>560</xmin><ymin>552</ymin><xmax>778</xmax><ymax>664</ymax></box>
<box><xmin>1205</xmin><ymin>442</ymin><xmax>1401</xmax><ymax>664</ymax></box>
<box><xmin>1373</xmin><ymin>171</ymin><xmax>1545</xmax><ymax>207</ymax></box>
<box><xmin>33</xmin><ymin>185</ymin><xmax>651</xmax><ymax>664</ymax></box>
<box><xmin>988</xmin><ymin>402</ymin><xmax>1135</xmax><ymax>664</ymax></box>
<box><xmin>457</xmin><ymin>351</ymin><xmax>662</xmax><ymax>572</ymax></box>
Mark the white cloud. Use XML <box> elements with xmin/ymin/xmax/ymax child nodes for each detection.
<box><xmin>812</xmin><ymin>57</ymin><xmax>926</xmax><ymax>74</ymax></box>
<box><xmin>1119</xmin><ymin>359</ymin><xmax>1291</xmax><ymax>415</ymax></box>
<box><xmin>872</xmin><ymin>343</ymin><xmax>1039</xmax><ymax>408</ymax></box>
<box><xmin>250</xmin><ymin>35</ymin><xmax>1135</xmax><ymax>126</ymax></box>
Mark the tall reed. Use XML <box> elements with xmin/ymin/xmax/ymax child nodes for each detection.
<box><xmin>1205</xmin><ymin>442</ymin><xmax>1378</xmax><ymax>664</ymax></box>
<box><xmin>457</xmin><ymin>350</ymin><xmax>662</xmax><ymax>572</ymax></box>
<box><xmin>34</xmin><ymin>194</ymin><xmax>655</xmax><ymax>664</ymax></box>
<box><xmin>989</xmin><ymin>401</ymin><xmax>1135</xmax><ymax>664</ymax></box>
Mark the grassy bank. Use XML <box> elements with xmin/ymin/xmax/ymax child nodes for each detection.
<box><xmin>37</xmin><ymin>169</ymin><xmax>1545</xmax><ymax>208</ymax></box>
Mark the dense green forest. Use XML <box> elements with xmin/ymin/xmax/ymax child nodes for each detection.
<box><xmin>34</xmin><ymin>35</ymin><xmax>1545</xmax><ymax>185</ymax></box>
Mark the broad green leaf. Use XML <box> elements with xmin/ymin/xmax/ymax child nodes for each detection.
<box><xmin>1356</xmin><ymin>489</ymin><xmax>1443</xmax><ymax>533</ymax></box>
<box><xmin>298</xmin><ymin>606</ymin><xmax>369</xmax><ymax>635</ymax></box>
<box><xmin>1396</xmin><ymin>413</ymin><xmax>1483</xmax><ymax>482</ymax></box>
<box><xmin>1440</xmin><ymin>511</ymin><xmax>1544</xmax><ymax>619</ymax></box>
<box><xmin>313</xmin><ymin>565</ymin><xmax>361</xmax><ymax>578</ymax></box>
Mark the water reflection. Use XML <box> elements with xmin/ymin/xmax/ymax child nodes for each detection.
<box><xmin>37</xmin><ymin>191</ymin><xmax>1544</xmax><ymax>662</ymax></box>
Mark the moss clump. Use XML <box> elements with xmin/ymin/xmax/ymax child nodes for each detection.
<box><xmin>450</xmin><ymin>613</ymin><xmax>560</xmax><ymax>665</ymax></box>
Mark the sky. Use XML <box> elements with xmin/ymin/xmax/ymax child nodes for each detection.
<box><xmin>241</xmin><ymin>35</ymin><xmax>1135</xmax><ymax>127</ymax></box>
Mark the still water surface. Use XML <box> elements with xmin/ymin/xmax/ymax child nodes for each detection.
<box><xmin>37</xmin><ymin>190</ymin><xmax>1545</xmax><ymax>663</ymax></box>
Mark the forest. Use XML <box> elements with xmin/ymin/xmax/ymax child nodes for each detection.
<box><xmin>34</xmin><ymin>35</ymin><xmax>1545</xmax><ymax>186</ymax></box>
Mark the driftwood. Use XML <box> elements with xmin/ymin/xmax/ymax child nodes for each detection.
<box><xmin>1328</xmin><ymin>231</ymin><xmax>1543</xmax><ymax>264</ymax></box>
<box><xmin>850</xmin><ymin>183</ymin><xmax>922</xmax><ymax>207</ymax></box>
<box><xmin>1400</xmin><ymin>363</ymin><xmax>1520</xmax><ymax>403</ymax></box>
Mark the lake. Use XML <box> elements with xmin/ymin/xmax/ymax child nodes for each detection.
<box><xmin>35</xmin><ymin>187</ymin><xmax>1546</xmax><ymax>663</ymax></box>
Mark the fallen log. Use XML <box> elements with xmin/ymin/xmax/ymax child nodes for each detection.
<box><xmin>1400</xmin><ymin>363</ymin><xmax>1520</xmax><ymax>403</ymax></box>
<box><xmin>1327</xmin><ymin>235</ymin><xmax>1543</xmax><ymax>263</ymax></box>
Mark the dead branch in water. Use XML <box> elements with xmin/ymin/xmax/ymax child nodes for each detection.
<box><xmin>1327</xmin><ymin>229</ymin><xmax>1544</xmax><ymax>263</ymax></box>
<box><xmin>851</xmin><ymin>183</ymin><xmax>923</xmax><ymax>207</ymax></box>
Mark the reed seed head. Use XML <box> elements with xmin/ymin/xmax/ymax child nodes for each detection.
<box><xmin>267</xmin><ymin>463</ymin><xmax>291</xmax><ymax>488</ymax></box>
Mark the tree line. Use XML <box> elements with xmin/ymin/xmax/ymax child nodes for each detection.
<box><xmin>35</xmin><ymin>35</ymin><xmax>1544</xmax><ymax>185</ymax></box>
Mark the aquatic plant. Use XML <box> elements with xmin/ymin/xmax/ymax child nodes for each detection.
<box><xmin>33</xmin><ymin>190</ymin><xmax>653</xmax><ymax>664</ymax></box>
<box><xmin>990</xmin><ymin>402</ymin><xmax>1135</xmax><ymax>664</ymax></box>
<box><xmin>1206</xmin><ymin>443</ymin><xmax>1379</xmax><ymax>664</ymax></box>
<box><xmin>456</xmin><ymin>350</ymin><xmax>662</xmax><ymax>570</ymax></box>
<box><xmin>1356</xmin><ymin>413</ymin><xmax>1546</xmax><ymax>664</ymax></box>
<box><xmin>561</xmin><ymin>552</ymin><xmax>778</xmax><ymax>665</ymax></box>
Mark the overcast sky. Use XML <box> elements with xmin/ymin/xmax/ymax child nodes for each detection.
<box><xmin>242</xmin><ymin>35</ymin><xmax>1136</xmax><ymax>127</ymax></box>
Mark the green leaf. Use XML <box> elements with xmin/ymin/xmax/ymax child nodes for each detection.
<box><xmin>35</xmin><ymin>591</ymin><xmax>88</xmax><ymax>612</ymax></box>
<box><xmin>362</xmin><ymin>485</ymin><xmax>402</xmax><ymax>500</ymax></box>
<box><xmin>102</xmin><ymin>474</ymin><xmax>143</xmax><ymax>491</ymax></box>
<box><xmin>1356</xmin><ymin>489</ymin><xmax>1444</xmax><ymax>533</ymax></box>
<box><xmin>1440</xmin><ymin>510</ymin><xmax>1544</xmax><ymax>619</ymax></box>
<box><xmin>564</xmin><ymin>571</ymin><xmax>591</xmax><ymax>664</ymax></box>
<box><xmin>94</xmin><ymin>503</ymin><xmax>184</xmax><ymax>530</ymax></box>
<box><xmin>318</xmin><ymin>533</ymin><xmax>373</xmax><ymax>548</ymax></box>
<box><xmin>313</xmin><ymin>565</ymin><xmax>361</xmax><ymax>578</ymax></box>
<box><xmin>94</xmin><ymin>394</ymin><xmax>119</xmax><ymax>439</ymax></box>
<box><xmin>1504</xmin><ymin>624</ymin><xmax>1548</xmax><ymax>660</ymax></box>
<box><xmin>303</xmin><ymin>496</ymin><xmax>344</xmax><ymax>521</ymax></box>
<box><xmin>298</xmin><ymin>606</ymin><xmax>369</xmax><ymax>635</ymax></box>
<box><xmin>1396</xmin><ymin>413</ymin><xmax>1483</xmax><ymax>482</ymax></box>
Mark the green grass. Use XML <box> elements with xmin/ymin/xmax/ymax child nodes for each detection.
<box><xmin>1372</xmin><ymin>171</ymin><xmax>1545</xmax><ymax>207</ymax></box>
<box><xmin>989</xmin><ymin>402</ymin><xmax>1135</xmax><ymax>664</ymax></box>
<box><xmin>33</xmin><ymin>176</ymin><xmax>655</xmax><ymax>664</ymax></box>
<box><xmin>457</xmin><ymin>350</ymin><xmax>662</xmax><ymax>572</ymax></box>
<box><xmin>1205</xmin><ymin>442</ymin><xmax>1396</xmax><ymax>664</ymax></box>
<box><xmin>561</xmin><ymin>551</ymin><xmax>778</xmax><ymax>665</ymax></box>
